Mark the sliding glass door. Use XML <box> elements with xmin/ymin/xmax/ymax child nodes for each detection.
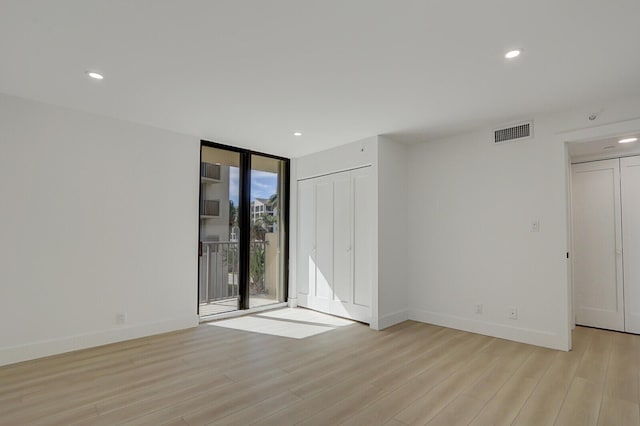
<box><xmin>199</xmin><ymin>142</ymin><xmax>288</xmax><ymax>317</ymax></box>
<box><xmin>199</xmin><ymin>147</ymin><xmax>241</xmax><ymax>315</ymax></box>
<box><xmin>249</xmin><ymin>154</ymin><xmax>288</xmax><ymax>308</ymax></box>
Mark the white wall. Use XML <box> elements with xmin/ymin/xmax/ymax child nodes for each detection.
<box><xmin>377</xmin><ymin>136</ymin><xmax>409</xmax><ymax>328</ymax></box>
<box><xmin>0</xmin><ymin>94</ymin><xmax>200</xmax><ymax>366</ymax></box>
<box><xmin>406</xmin><ymin>96</ymin><xmax>640</xmax><ymax>350</ymax></box>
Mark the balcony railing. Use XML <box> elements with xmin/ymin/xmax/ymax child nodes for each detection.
<box><xmin>199</xmin><ymin>240</ymin><xmax>270</xmax><ymax>305</ymax></box>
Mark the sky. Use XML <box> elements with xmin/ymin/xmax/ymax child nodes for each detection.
<box><xmin>229</xmin><ymin>167</ymin><xmax>278</xmax><ymax>205</ymax></box>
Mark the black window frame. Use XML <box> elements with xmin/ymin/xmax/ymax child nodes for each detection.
<box><xmin>198</xmin><ymin>140</ymin><xmax>290</xmax><ymax>313</ymax></box>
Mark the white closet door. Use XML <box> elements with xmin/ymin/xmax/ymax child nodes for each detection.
<box><xmin>311</xmin><ymin>176</ymin><xmax>334</xmax><ymax>313</ymax></box>
<box><xmin>296</xmin><ymin>179</ymin><xmax>315</xmax><ymax>307</ymax></box>
<box><xmin>571</xmin><ymin>159</ymin><xmax>624</xmax><ymax>331</ymax></box>
<box><xmin>621</xmin><ymin>155</ymin><xmax>640</xmax><ymax>334</ymax></box>
<box><xmin>351</xmin><ymin>167</ymin><xmax>373</xmax><ymax>314</ymax></box>
<box><xmin>296</xmin><ymin>167</ymin><xmax>372</xmax><ymax>323</ymax></box>
<box><xmin>333</xmin><ymin>172</ymin><xmax>352</xmax><ymax>306</ymax></box>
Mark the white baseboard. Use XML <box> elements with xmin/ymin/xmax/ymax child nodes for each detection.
<box><xmin>369</xmin><ymin>317</ymin><xmax>379</xmax><ymax>330</ymax></box>
<box><xmin>408</xmin><ymin>308</ymin><xmax>568</xmax><ymax>351</ymax></box>
<box><xmin>0</xmin><ymin>314</ymin><xmax>199</xmax><ymax>367</ymax></box>
<box><xmin>377</xmin><ymin>309</ymin><xmax>409</xmax><ymax>330</ymax></box>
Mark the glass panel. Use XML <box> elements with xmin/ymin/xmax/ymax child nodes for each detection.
<box><xmin>249</xmin><ymin>155</ymin><xmax>287</xmax><ymax>308</ymax></box>
<box><xmin>199</xmin><ymin>146</ymin><xmax>241</xmax><ymax>316</ymax></box>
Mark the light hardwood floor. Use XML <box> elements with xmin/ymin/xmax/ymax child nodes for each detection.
<box><xmin>1</xmin><ymin>309</ymin><xmax>639</xmax><ymax>425</ymax></box>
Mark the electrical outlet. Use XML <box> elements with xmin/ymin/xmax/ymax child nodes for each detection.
<box><xmin>508</xmin><ymin>308</ymin><xmax>518</xmax><ymax>320</ymax></box>
<box><xmin>116</xmin><ymin>313</ymin><xmax>127</xmax><ymax>324</ymax></box>
<box><xmin>475</xmin><ymin>304</ymin><xmax>483</xmax><ymax>314</ymax></box>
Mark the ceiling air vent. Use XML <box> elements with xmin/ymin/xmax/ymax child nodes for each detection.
<box><xmin>494</xmin><ymin>121</ymin><xmax>533</xmax><ymax>144</ymax></box>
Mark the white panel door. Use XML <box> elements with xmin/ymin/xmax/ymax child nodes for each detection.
<box><xmin>296</xmin><ymin>179</ymin><xmax>315</xmax><ymax>306</ymax></box>
<box><xmin>332</xmin><ymin>172</ymin><xmax>352</xmax><ymax>306</ymax></box>
<box><xmin>296</xmin><ymin>167</ymin><xmax>372</xmax><ymax>323</ymax></box>
<box><xmin>311</xmin><ymin>176</ymin><xmax>334</xmax><ymax>314</ymax></box>
<box><xmin>351</xmin><ymin>167</ymin><xmax>373</xmax><ymax>316</ymax></box>
<box><xmin>621</xmin><ymin>155</ymin><xmax>640</xmax><ymax>334</ymax></box>
<box><xmin>571</xmin><ymin>159</ymin><xmax>624</xmax><ymax>331</ymax></box>
<box><xmin>334</xmin><ymin>168</ymin><xmax>370</xmax><ymax>323</ymax></box>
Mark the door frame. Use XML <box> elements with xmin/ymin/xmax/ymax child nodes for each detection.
<box><xmin>198</xmin><ymin>140</ymin><xmax>290</xmax><ymax>314</ymax></box>
<box><xmin>561</xmin><ymin>117</ymin><xmax>640</xmax><ymax>347</ymax></box>
<box><xmin>620</xmin><ymin>155</ymin><xmax>640</xmax><ymax>334</ymax></box>
<box><xmin>569</xmin><ymin>158</ymin><xmax>625</xmax><ymax>331</ymax></box>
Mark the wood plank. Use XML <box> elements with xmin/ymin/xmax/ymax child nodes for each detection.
<box><xmin>340</xmin><ymin>364</ymin><xmax>454</xmax><ymax>426</ymax></box>
<box><xmin>468</xmin><ymin>347</ymin><xmax>556</xmax><ymax>426</ymax></box>
<box><xmin>603</xmin><ymin>331</ymin><xmax>640</xmax><ymax>403</ymax></box>
<box><xmin>394</xmin><ymin>349</ymin><xmax>500</xmax><ymax>424</ymax></box>
<box><xmin>511</xmin><ymin>327</ymin><xmax>593</xmax><ymax>426</ymax></box>
<box><xmin>554</xmin><ymin>377</ymin><xmax>603</xmax><ymax>426</ymax></box>
<box><xmin>597</xmin><ymin>396</ymin><xmax>640</xmax><ymax>425</ymax></box>
<box><xmin>208</xmin><ymin>390</ymin><xmax>302</xmax><ymax>425</ymax></box>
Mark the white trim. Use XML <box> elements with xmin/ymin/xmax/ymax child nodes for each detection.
<box><xmin>199</xmin><ymin>302</ymin><xmax>288</xmax><ymax>323</ymax></box>
<box><xmin>369</xmin><ymin>317</ymin><xmax>380</xmax><ymax>330</ymax></box>
<box><xmin>408</xmin><ymin>308</ymin><xmax>567</xmax><ymax>351</ymax></box>
<box><xmin>288</xmin><ymin>159</ymin><xmax>299</xmax><ymax>311</ymax></box>
<box><xmin>570</xmin><ymin>151</ymin><xmax>640</xmax><ymax>164</ymax></box>
<box><xmin>0</xmin><ymin>314</ymin><xmax>199</xmax><ymax>367</ymax></box>
<box><xmin>296</xmin><ymin>164</ymin><xmax>373</xmax><ymax>182</ymax></box>
<box><xmin>566</xmin><ymin>142</ymin><xmax>576</xmax><ymax>333</ymax></box>
<box><xmin>377</xmin><ymin>309</ymin><xmax>409</xmax><ymax>330</ymax></box>
<box><xmin>559</xmin><ymin>116</ymin><xmax>640</xmax><ymax>143</ymax></box>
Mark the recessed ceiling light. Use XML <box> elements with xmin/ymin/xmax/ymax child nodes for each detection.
<box><xmin>293</xmin><ymin>132</ymin><xmax>302</xmax><ymax>136</ymax></box>
<box><xmin>86</xmin><ymin>71</ymin><xmax>104</xmax><ymax>80</ymax></box>
<box><xmin>603</xmin><ymin>145</ymin><xmax>616</xmax><ymax>150</ymax></box>
<box><xmin>505</xmin><ymin>49</ymin><xmax>521</xmax><ymax>59</ymax></box>
<box><xmin>619</xmin><ymin>137</ymin><xmax>638</xmax><ymax>144</ymax></box>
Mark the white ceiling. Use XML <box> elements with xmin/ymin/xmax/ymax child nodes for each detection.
<box><xmin>1</xmin><ymin>1</ymin><xmax>640</xmax><ymax>157</ymax></box>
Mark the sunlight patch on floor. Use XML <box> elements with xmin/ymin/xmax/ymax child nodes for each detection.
<box><xmin>256</xmin><ymin>307</ymin><xmax>355</xmax><ymax>327</ymax></box>
<box><xmin>207</xmin><ymin>308</ymin><xmax>354</xmax><ymax>338</ymax></box>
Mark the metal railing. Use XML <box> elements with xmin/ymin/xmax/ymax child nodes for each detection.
<box><xmin>199</xmin><ymin>240</ymin><xmax>269</xmax><ymax>304</ymax></box>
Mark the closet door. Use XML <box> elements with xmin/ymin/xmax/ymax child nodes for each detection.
<box><xmin>295</xmin><ymin>167</ymin><xmax>372</xmax><ymax>323</ymax></box>
<box><xmin>310</xmin><ymin>176</ymin><xmax>334</xmax><ymax>313</ymax></box>
<box><xmin>621</xmin><ymin>155</ymin><xmax>640</xmax><ymax>334</ymax></box>
<box><xmin>332</xmin><ymin>171</ymin><xmax>352</xmax><ymax>307</ymax></box>
<box><xmin>350</xmin><ymin>167</ymin><xmax>373</xmax><ymax>320</ymax></box>
<box><xmin>296</xmin><ymin>179</ymin><xmax>315</xmax><ymax>307</ymax></box>
<box><xmin>571</xmin><ymin>159</ymin><xmax>624</xmax><ymax>331</ymax></box>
